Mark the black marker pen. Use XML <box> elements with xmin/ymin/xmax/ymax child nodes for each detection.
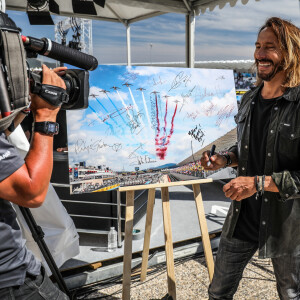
<box><xmin>207</xmin><ymin>144</ymin><xmax>216</xmax><ymax>166</ymax></box>
<box><xmin>209</xmin><ymin>144</ymin><xmax>216</xmax><ymax>162</ymax></box>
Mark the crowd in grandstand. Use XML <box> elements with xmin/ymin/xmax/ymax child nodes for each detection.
<box><xmin>234</xmin><ymin>71</ymin><xmax>256</xmax><ymax>90</ymax></box>
<box><xmin>172</xmin><ymin>160</ymin><xmax>205</xmax><ymax>178</ymax></box>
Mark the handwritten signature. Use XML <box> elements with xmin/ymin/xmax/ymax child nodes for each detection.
<box><xmin>194</xmin><ymin>87</ymin><xmax>216</xmax><ymax>101</ymax></box>
<box><xmin>129</xmin><ymin>155</ymin><xmax>157</xmax><ymax>166</ymax></box>
<box><xmin>127</xmin><ymin>111</ymin><xmax>144</xmax><ymax>134</ymax></box>
<box><xmin>128</xmin><ymin>144</ymin><xmax>156</xmax><ymax>165</ymax></box>
<box><xmin>181</xmin><ymin>85</ymin><xmax>196</xmax><ymax>99</ymax></box>
<box><xmin>122</xmin><ymin>71</ymin><xmax>137</xmax><ymax>83</ymax></box>
<box><xmin>188</xmin><ymin>124</ymin><xmax>205</xmax><ymax>145</ymax></box>
<box><xmin>169</xmin><ymin>71</ymin><xmax>192</xmax><ymax>92</ymax></box>
<box><xmin>152</xmin><ymin>76</ymin><xmax>166</xmax><ymax>86</ymax></box>
<box><xmin>74</xmin><ymin>139</ymin><xmax>122</xmax><ymax>154</ymax></box>
<box><xmin>216</xmin><ymin>104</ymin><xmax>235</xmax><ymax>127</ymax></box>
<box><xmin>185</xmin><ymin>111</ymin><xmax>200</xmax><ymax>121</ymax></box>
<box><xmin>128</xmin><ymin>143</ymin><xmax>144</xmax><ymax>159</ymax></box>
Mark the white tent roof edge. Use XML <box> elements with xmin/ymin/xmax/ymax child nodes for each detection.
<box><xmin>5</xmin><ymin>0</ymin><xmax>255</xmax><ymax>67</ymax></box>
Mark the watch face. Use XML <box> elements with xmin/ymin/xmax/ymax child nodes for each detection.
<box><xmin>35</xmin><ymin>122</ymin><xmax>58</xmax><ymax>135</ymax></box>
<box><xmin>48</xmin><ymin>123</ymin><xmax>56</xmax><ymax>132</ymax></box>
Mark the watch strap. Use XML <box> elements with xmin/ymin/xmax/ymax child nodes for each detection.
<box><xmin>34</xmin><ymin>121</ymin><xmax>59</xmax><ymax>136</ymax></box>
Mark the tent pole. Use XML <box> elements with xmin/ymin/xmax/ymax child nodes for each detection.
<box><xmin>185</xmin><ymin>11</ymin><xmax>195</xmax><ymax>68</ymax></box>
<box><xmin>126</xmin><ymin>22</ymin><xmax>131</xmax><ymax>66</ymax></box>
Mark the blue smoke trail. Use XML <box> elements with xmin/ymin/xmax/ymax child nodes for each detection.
<box><xmin>105</xmin><ymin>94</ymin><xmax>128</xmax><ymax>125</ymax></box>
<box><xmin>88</xmin><ymin>105</ymin><xmax>115</xmax><ymax>135</ymax></box>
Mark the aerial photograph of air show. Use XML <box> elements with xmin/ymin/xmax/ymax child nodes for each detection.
<box><xmin>67</xmin><ymin>65</ymin><xmax>238</xmax><ymax>194</ymax></box>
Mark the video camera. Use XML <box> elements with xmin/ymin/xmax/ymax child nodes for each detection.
<box><xmin>0</xmin><ymin>11</ymin><xmax>98</xmax><ymax>130</ymax></box>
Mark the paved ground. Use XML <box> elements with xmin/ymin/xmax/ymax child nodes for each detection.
<box><xmin>68</xmin><ymin>179</ymin><xmax>278</xmax><ymax>299</ymax></box>
<box><xmin>76</xmin><ymin>251</ymin><xmax>278</xmax><ymax>300</ymax></box>
<box><xmin>63</xmin><ymin>180</ymin><xmax>231</xmax><ymax>272</ymax></box>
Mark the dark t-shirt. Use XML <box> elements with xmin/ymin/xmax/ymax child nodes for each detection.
<box><xmin>0</xmin><ymin>131</ymin><xmax>40</xmax><ymax>288</ymax></box>
<box><xmin>233</xmin><ymin>92</ymin><xmax>281</xmax><ymax>243</ymax></box>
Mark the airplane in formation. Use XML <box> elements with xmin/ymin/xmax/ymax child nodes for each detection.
<box><xmin>89</xmin><ymin>93</ymin><xmax>100</xmax><ymax>98</ymax></box>
<box><xmin>136</xmin><ymin>87</ymin><xmax>146</xmax><ymax>91</ymax></box>
<box><xmin>122</xmin><ymin>82</ymin><xmax>133</xmax><ymax>87</ymax></box>
<box><xmin>100</xmin><ymin>89</ymin><xmax>109</xmax><ymax>94</ymax></box>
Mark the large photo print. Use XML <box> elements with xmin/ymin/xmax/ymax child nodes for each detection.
<box><xmin>67</xmin><ymin>65</ymin><xmax>237</xmax><ymax>194</ymax></box>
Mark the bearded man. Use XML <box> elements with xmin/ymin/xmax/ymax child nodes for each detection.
<box><xmin>201</xmin><ymin>17</ymin><xmax>300</xmax><ymax>300</ymax></box>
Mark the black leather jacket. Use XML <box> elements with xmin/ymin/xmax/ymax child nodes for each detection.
<box><xmin>222</xmin><ymin>84</ymin><xmax>300</xmax><ymax>258</ymax></box>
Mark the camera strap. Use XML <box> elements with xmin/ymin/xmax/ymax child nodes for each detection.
<box><xmin>1</xmin><ymin>30</ymin><xmax>29</xmax><ymax>109</ymax></box>
<box><xmin>30</xmin><ymin>73</ymin><xmax>69</xmax><ymax>107</ymax></box>
<box><xmin>0</xmin><ymin>107</ymin><xmax>25</xmax><ymax>132</ymax></box>
<box><xmin>0</xmin><ymin>30</ymin><xmax>29</xmax><ymax>131</ymax></box>
<box><xmin>33</xmin><ymin>83</ymin><xmax>69</xmax><ymax>107</ymax></box>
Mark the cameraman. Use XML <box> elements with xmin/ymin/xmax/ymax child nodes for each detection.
<box><xmin>0</xmin><ymin>64</ymin><xmax>69</xmax><ymax>299</ymax></box>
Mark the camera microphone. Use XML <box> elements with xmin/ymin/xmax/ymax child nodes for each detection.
<box><xmin>21</xmin><ymin>35</ymin><xmax>98</xmax><ymax>71</ymax></box>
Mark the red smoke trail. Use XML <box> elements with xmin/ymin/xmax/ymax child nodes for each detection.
<box><xmin>167</xmin><ymin>103</ymin><xmax>178</xmax><ymax>141</ymax></box>
<box><xmin>155</xmin><ymin>103</ymin><xmax>178</xmax><ymax>160</ymax></box>
<box><xmin>155</xmin><ymin>94</ymin><xmax>161</xmax><ymax>146</ymax></box>
<box><xmin>160</xmin><ymin>98</ymin><xmax>168</xmax><ymax>144</ymax></box>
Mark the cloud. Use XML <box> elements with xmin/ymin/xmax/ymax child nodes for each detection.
<box><xmin>196</xmin><ymin>88</ymin><xmax>237</xmax><ymax>117</ymax></box>
<box><xmin>110</xmin><ymin>90</ymin><xmax>129</xmax><ymax>102</ymax></box>
<box><xmin>127</xmin><ymin>66</ymin><xmax>164</xmax><ymax>76</ymax></box>
<box><xmin>8</xmin><ymin>1</ymin><xmax>300</xmax><ymax>65</ymax></box>
<box><xmin>89</xmin><ymin>86</ymin><xmax>106</xmax><ymax>100</ymax></box>
<box><xmin>68</xmin><ymin>130</ymin><xmax>87</xmax><ymax>144</ymax></box>
<box><xmin>92</xmin><ymin>0</ymin><xmax>300</xmax><ymax>63</ymax></box>
<box><xmin>66</xmin><ymin>110</ymin><xmax>85</xmax><ymax>131</ymax></box>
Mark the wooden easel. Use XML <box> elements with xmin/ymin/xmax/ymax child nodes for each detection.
<box><xmin>120</xmin><ymin>178</ymin><xmax>214</xmax><ymax>300</ymax></box>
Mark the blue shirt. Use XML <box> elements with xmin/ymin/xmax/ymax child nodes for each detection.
<box><xmin>0</xmin><ymin>131</ymin><xmax>40</xmax><ymax>288</ymax></box>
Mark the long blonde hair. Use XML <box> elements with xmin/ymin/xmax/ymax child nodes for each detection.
<box><xmin>256</xmin><ymin>17</ymin><xmax>300</xmax><ymax>88</ymax></box>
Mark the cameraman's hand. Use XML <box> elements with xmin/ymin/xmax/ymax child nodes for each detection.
<box><xmin>53</xmin><ymin>66</ymin><xmax>67</xmax><ymax>76</ymax></box>
<box><xmin>200</xmin><ymin>151</ymin><xmax>226</xmax><ymax>171</ymax></box>
<box><xmin>30</xmin><ymin>64</ymin><xmax>66</xmax><ymax>122</ymax></box>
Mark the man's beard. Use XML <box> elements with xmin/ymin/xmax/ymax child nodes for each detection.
<box><xmin>256</xmin><ymin>59</ymin><xmax>284</xmax><ymax>81</ymax></box>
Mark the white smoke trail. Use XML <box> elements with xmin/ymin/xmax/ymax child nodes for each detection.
<box><xmin>117</xmin><ymin>90</ymin><xmax>133</xmax><ymax>121</ymax></box>
<box><xmin>141</xmin><ymin>91</ymin><xmax>151</xmax><ymax>128</ymax></box>
<box><xmin>128</xmin><ymin>87</ymin><xmax>145</xmax><ymax>127</ymax></box>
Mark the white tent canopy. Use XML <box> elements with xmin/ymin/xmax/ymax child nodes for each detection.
<box><xmin>6</xmin><ymin>0</ymin><xmax>254</xmax><ymax>23</ymax></box>
<box><xmin>5</xmin><ymin>0</ymin><xmax>256</xmax><ymax>67</ymax></box>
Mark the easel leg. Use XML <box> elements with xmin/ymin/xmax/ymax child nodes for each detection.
<box><xmin>122</xmin><ymin>190</ymin><xmax>135</xmax><ymax>300</ymax></box>
<box><xmin>192</xmin><ymin>184</ymin><xmax>214</xmax><ymax>282</ymax></box>
<box><xmin>140</xmin><ymin>188</ymin><xmax>156</xmax><ymax>282</ymax></box>
<box><xmin>161</xmin><ymin>187</ymin><xmax>176</xmax><ymax>300</ymax></box>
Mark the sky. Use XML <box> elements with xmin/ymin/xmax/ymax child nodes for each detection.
<box><xmin>66</xmin><ymin>65</ymin><xmax>237</xmax><ymax>171</ymax></box>
<box><xmin>5</xmin><ymin>0</ymin><xmax>299</xmax><ymax>177</ymax></box>
<box><xmin>6</xmin><ymin>0</ymin><xmax>300</xmax><ymax>65</ymax></box>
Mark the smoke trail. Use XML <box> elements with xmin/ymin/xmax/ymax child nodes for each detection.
<box><xmin>89</xmin><ymin>105</ymin><xmax>115</xmax><ymax>134</ymax></box>
<box><xmin>150</xmin><ymin>94</ymin><xmax>158</xmax><ymax>129</ymax></box>
<box><xmin>116</xmin><ymin>90</ymin><xmax>133</xmax><ymax>121</ymax></box>
<box><xmin>105</xmin><ymin>94</ymin><xmax>127</xmax><ymax>125</ymax></box>
<box><xmin>92</xmin><ymin>97</ymin><xmax>118</xmax><ymax>126</ymax></box>
<box><xmin>94</xmin><ymin>98</ymin><xmax>108</xmax><ymax>113</ymax></box>
<box><xmin>154</xmin><ymin>93</ymin><xmax>163</xmax><ymax>159</ymax></box>
<box><xmin>161</xmin><ymin>97</ymin><xmax>168</xmax><ymax>145</ymax></box>
<box><xmin>141</xmin><ymin>91</ymin><xmax>151</xmax><ymax>128</ymax></box>
<box><xmin>166</xmin><ymin>103</ymin><xmax>178</xmax><ymax>143</ymax></box>
<box><xmin>128</xmin><ymin>87</ymin><xmax>145</xmax><ymax>127</ymax></box>
<box><xmin>155</xmin><ymin>103</ymin><xmax>178</xmax><ymax>160</ymax></box>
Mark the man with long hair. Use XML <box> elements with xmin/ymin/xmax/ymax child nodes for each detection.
<box><xmin>201</xmin><ymin>17</ymin><xmax>300</xmax><ymax>299</ymax></box>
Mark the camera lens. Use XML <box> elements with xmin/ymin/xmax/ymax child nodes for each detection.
<box><xmin>62</xmin><ymin>71</ymin><xmax>80</xmax><ymax>109</ymax></box>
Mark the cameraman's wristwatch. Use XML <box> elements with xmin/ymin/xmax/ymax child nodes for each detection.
<box><xmin>34</xmin><ymin>121</ymin><xmax>59</xmax><ymax>136</ymax></box>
